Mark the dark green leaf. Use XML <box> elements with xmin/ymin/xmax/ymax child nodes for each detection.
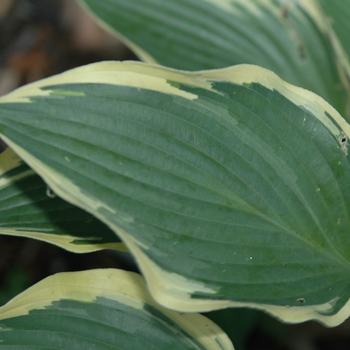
<box><xmin>0</xmin><ymin>148</ymin><xmax>125</xmax><ymax>252</ymax></box>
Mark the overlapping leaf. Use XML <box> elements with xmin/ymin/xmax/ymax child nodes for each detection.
<box><xmin>0</xmin><ymin>269</ymin><xmax>233</xmax><ymax>349</ymax></box>
<box><xmin>0</xmin><ymin>62</ymin><xmax>350</xmax><ymax>326</ymax></box>
<box><xmin>0</xmin><ymin>147</ymin><xmax>125</xmax><ymax>252</ymax></box>
<box><xmin>78</xmin><ymin>0</ymin><xmax>347</xmax><ymax>117</ymax></box>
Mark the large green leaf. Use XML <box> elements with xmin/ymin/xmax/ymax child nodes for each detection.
<box><xmin>0</xmin><ymin>61</ymin><xmax>350</xmax><ymax>326</ymax></box>
<box><xmin>0</xmin><ymin>269</ymin><xmax>233</xmax><ymax>349</ymax></box>
<box><xmin>78</xmin><ymin>0</ymin><xmax>348</xmax><ymax>118</ymax></box>
<box><xmin>0</xmin><ymin>147</ymin><xmax>125</xmax><ymax>252</ymax></box>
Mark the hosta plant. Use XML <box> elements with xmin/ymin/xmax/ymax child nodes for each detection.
<box><xmin>1</xmin><ymin>0</ymin><xmax>350</xmax><ymax>348</ymax></box>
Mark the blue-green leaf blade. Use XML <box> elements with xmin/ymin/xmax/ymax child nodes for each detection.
<box><xmin>0</xmin><ymin>148</ymin><xmax>125</xmax><ymax>252</ymax></box>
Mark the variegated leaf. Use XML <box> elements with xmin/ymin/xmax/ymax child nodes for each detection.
<box><xmin>0</xmin><ymin>269</ymin><xmax>233</xmax><ymax>349</ymax></box>
<box><xmin>0</xmin><ymin>147</ymin><xmax>125</xmax><ymax>252</ymax></box>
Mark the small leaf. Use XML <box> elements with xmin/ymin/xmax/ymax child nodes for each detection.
<box><xmin>0</xmin><ymin>269</ymin><xmax>233</xmax><ymax>350</ymax></box>
<box><xmin>0</xmin><ymin>147</ymin><xmax>125</xmax><ymax>252</ymax></box>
